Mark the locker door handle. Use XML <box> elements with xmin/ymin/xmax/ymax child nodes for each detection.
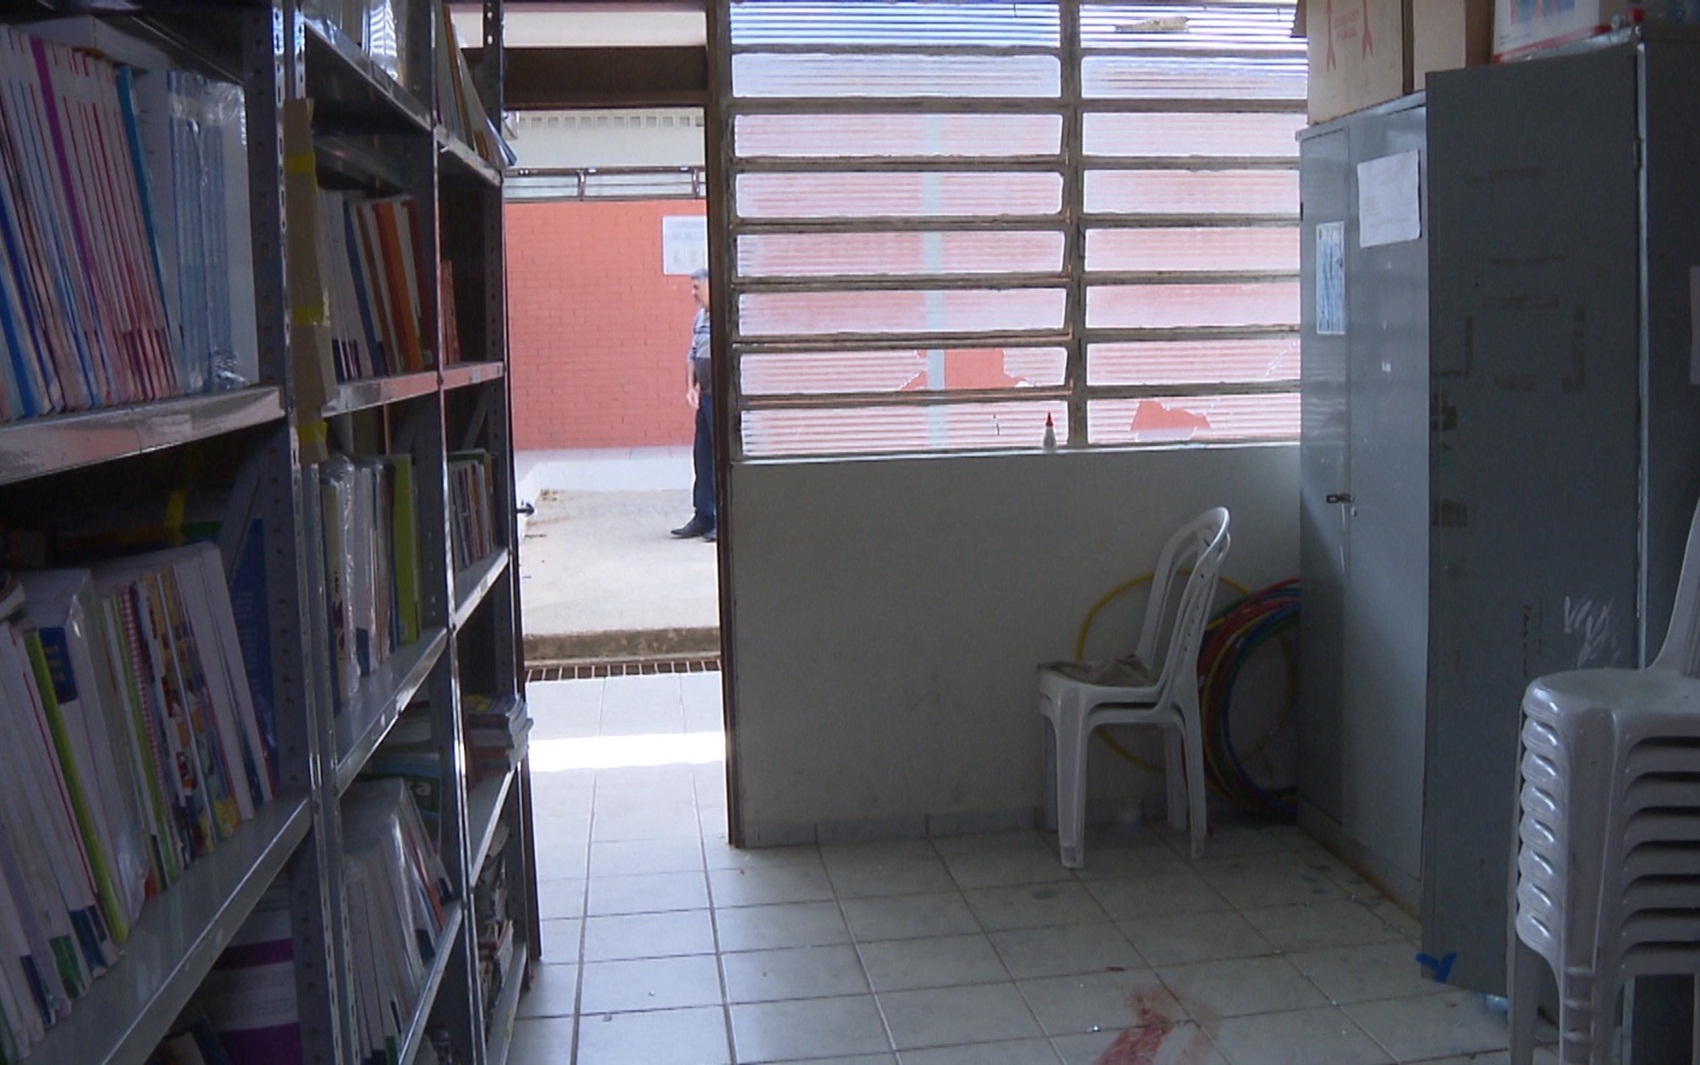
<box><xmin>1326</xmin><ymin>492</ymin><xmax>1354</xmax><ymax>505</ymax></box>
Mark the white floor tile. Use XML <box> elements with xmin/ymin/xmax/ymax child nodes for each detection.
<box><xmin>579</xmin><ymin>954</ymin><xmax>725</xmax><ymax>1013</ymax></box>
<box><xmin>586</xmin><ymin>870</ymin><xmax>711</xmax><ymax>916</ymax></box>
<box><xmin>505</xmin><ymin>1016</ymin><xmax>576</xmax><ymax>1065</ymax></box>
<box><xmin>987</xmin><ymin>922</ymin><xmax>1145</xmax><ymax>980</ymax></box>
<box><xmin>1051</xmin><ymin>1024</ymin><xmax>1230</xmax><ymax>1065</ymax></box>
<box><xmin>900</xmin><ymin>1038</ymin><xmax>1063</xmax><ymax>1064</ymax></box>
<box><xmin>1082</xmin><ymin>870</ymin><xmax>1233</xmax><ymax>922</ymax></box>
<box><xmin>1343</xmin><ymin>989</ymin><xmax>1511</xmax><ymax>1061</ymax></box>
<box><xmin>940</xmin><ymin>846</ymin><xmax>1075</xmax><ymax>891</ymax></box>
<box><xmin>962</xmin><ymin>882</ymin><xmax>1111</xmax><ymax>932</ymax></box>
<box><xmin>824</xmin><ymin>855</ymin><xmax>958</xmax><ymax>899</ymax></box>
<box><xmin>707</xmin><ymin>862</ymin><xmax>837</xmax><ymax>908</ymax></box>
<box><xmin>1018</xmin><ymin>968</ymin><xmax>1186</xmax><ymax>1038</ymax></box>
<box><xmin>582</xmin><ymin>909</ymin><xmax>716</xmax><ymax>961</ymax></box>
<box><xmin>1286</xmin><ymin>940</ymin><xmax>1450</xmax><ymax>1007</ymax></box>
<box><xmin>841</xmin><ymin>892</ymin><xmax>980</xmax><ymax>943</ymax></box>
<box><xmin>876</xmin><ymin>982</ymin><xmax>1044</xmax><ymax>1050</ymax></box>
<box><xmin>1203</xmin><ymin>1005</ymin><xmax>1394</xmax><ymax>1064</ymax></box>
<box><xmin>589</xmin><ymin>837</ymin><xmax>706</xmax><ymax>877</ymax></box>
<box><xmin>729</xmin><ymin>994</ymin><xmax>891</xmax><ymax>1062</ymax></box>
<box><xmin>515</xmin><ymin>962</ymin><xmax>579</xmax><ymax>1020</ymax></box>
<box><xmin>535</xmin><ymin>877</ymin><xmax>586</xmax><ymax>921</ymax></box>
<box><xmin>720</xmin><ymin>944</ymin><xmax>870</xmax><ymax>1004</ymax></box>
<box><xmin>1238</xmin><ymin>898</ymin><xmax>1407</xmax><ymax>953</ymax></box>
<box><xmin>1119</xmin><ymin>909</ymin><xmax>1276</xmax><ymax>967</ymax></box>
<box><xmin>590</xmin><ymin>802</ymin><xmax>703</xmax><ymax>843</ymax></box>
<box><xmin>1156</xmin><ymin>956</ymin><xmax>1332</xmax><ymax>1020</ymax></box>
<box><xmin>715</xmin><ymin>900</ymin><xmax>851</xmax><ymax>952</ymax></box>
<box><xmin>856</xmin><ymin>933</ymin><xmax>1008</xmax><ymax>992</ymax></box>
<box><xmin>575</xmin><ymin>1005</ymin><xmax>731</xmax><ymax>1065</ymax></box>
<box><xmin>1194</xmin><ymin>854</ymin><xmax>1347</xmax><ymax>909</ymax></box>
<box><xmin>538</xmin><ymin>917</ymin><xmax>581</xmax><ymax>961</ymax></box>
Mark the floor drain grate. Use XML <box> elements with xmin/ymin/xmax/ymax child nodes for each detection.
<box><xmin>525</xmin><ymin>656</ymin><xmax>721</xmax><ymax>683</ymax></box>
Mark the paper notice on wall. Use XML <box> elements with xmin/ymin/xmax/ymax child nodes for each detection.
<box><xmin>1357</xmin><ymin>150</ymin><xmax>1421</xmax><ymax>248</ymax></box>
<box><xmin>1691</xmin><ymin>266</ymin><xmax>1700</xmax><ymax>384</ymax></box>
<box><xmin>1316</xmin><ymin>222</ymin><xmax>1346</xmax><ymax>336</ymax></box>
<box><xmin>662</xmin><ymin>215</ymin><xmax>706</xmax><ymax>275</ymax></box>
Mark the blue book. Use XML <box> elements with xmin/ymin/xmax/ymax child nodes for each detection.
<box><xmin>340</xmin><ymin>198</ymin><xmax>387</xmax><ymax>378</ymax></box>
<box><xmin>225</xmin><ymin>516</ymin><xmax>277</xmax><ymax>787</ymax></box>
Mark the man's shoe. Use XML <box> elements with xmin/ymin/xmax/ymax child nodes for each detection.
<box><xmin>671</xmin><ymin>516</ymin><xmax>710</xmax><ymax>538</ymax></box>
<box><xmin>702</xmin><ymin>527</ymin><xmax>717</xmax><ymax>543</ymax></box>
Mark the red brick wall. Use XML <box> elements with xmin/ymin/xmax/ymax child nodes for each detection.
<box><xmin>506</xmin><ymin>200</ymin><xmax>705</xmax><ymax>450</ymax></box>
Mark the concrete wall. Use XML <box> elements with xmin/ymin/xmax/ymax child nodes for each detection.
<box><xmin>722</xmin><ymin>444</ymin><xmax>1300</xmax><ymax>845</ymax></box>
<box><xmin>506</xmin><ymin>199</ymin><xmax>705</xmax><ymax>450</ymax></box>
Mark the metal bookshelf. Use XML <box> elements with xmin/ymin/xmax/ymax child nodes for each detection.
<box><xmin>0</xmin><ymin>1</ymin><xmax>532</xmax><ymax>1062</ymax></box>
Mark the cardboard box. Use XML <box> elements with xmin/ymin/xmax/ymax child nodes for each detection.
<box><xmin>1306</xmin><ymin>0</ymin><xmax>1493</xmax><ymax>124</ymax></box>
<box><xmin>1492</xmin><ymin>0</ymin><xmax>1634</xmax><ymax>61</ymax></box>
<box><xmin>1413</xmin><ymin>0</ymin><xmax>1494</xmax><ymax>85</ymax></box>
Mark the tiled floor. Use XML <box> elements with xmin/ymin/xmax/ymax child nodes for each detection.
<box><xmin>509</xmin><ymin>674</ymin><xmax>1555</xmax><ymax>1065</ymax></box>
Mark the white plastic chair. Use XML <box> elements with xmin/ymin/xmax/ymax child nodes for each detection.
<box><xmin>1038</xmin><ymin>507</ymin><xmax>1230</xmax><ymax>867</ymax></box>
<box><xmin>1510</xmin><ymin>498</ymin><xmax>1700</xmax><ymax>1064</ymax></box>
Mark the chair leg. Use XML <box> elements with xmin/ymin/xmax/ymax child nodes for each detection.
<box><xmin>1049</xmin><ymin>689</ymin><xmax>1091</xmax><ymax>869</ymax></box>
<box><xmin>1507</xmin><ymin>934</ymin><xmax>1542</xmax><ymax>1065</ymax></box>
<box><xmin>1182</xmin><ymin>715</ymin><xmax>1207</xmax><ymax>860</ymax></box>
<box><xmin>1164</xmin><ymin>728</ymin><xmax>1186</xmax><ymax>835</ymax></box>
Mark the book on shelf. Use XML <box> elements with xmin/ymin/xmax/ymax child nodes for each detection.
<box><xmin>434</xmin><ymin>5</ymin><xmax>513</xmax><ymax>169</ymax></box>
<box><xmin>0</xmin><ymin>22</ymin><xmax>262</xmax><ymax>427</ymax></box>
<box><xmin>129</xmin><ymin>65</ymin><xmax>258</xmax><ymax>395</ymax></box>
<box><xmin>472</xmin><ymin>819</ymin><xmax>515</xmax><ymax>1023</ymax></box>
<box><xmin>447</xmin><ymin>450</ymin><xmax>495</xmax><ymax>575</ymax></box>
<box><xmin>362</xmin><ymin>709</ymin><xmax>443</xmax><ymax>835</ymax></box>
<box><xmin>320</xmin><ymin>450</ymin><xmax>424</xmax><ymax>713</ymax></box>
<box><xmin>197</xmin><ymin>886</ymin><xmax>300</xmax><ymax>1065</ymax></box>
<box><xmin>342</xmin><ymin>777</ymin><xmax>453</xmax><ymax>1065</ymax></box>
<box><xmin>310</xmin><ymin>188</ymin><xmax>432</xmax><ymax>383</ymax></box>
<box><xmin>326</xmin><ymin>0</ymin><xmax>409</xmax><ymax>88</ymax></box>
<box><xmin>0</xmin><ymin>540</ymin><xmax>268</xmax><ymax>1061</ymax></box>
<box><xmin>462</xmin><ymin>695</ymin><xmax>529</xmax><ymax>785</ymax></box>
<box><xmin>438</xmin><ymin>261</ymin><xmax>460</xmax><ymax>367</ymax></box>
<box><xmin>0</xmin><ymin>23</ymin><xmax>176</xmax><ymax>421</ymax></box>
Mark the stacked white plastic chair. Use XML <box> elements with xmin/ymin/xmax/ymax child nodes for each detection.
<box><xmin>1038</xmin><ymin>507</ymin><xmax>1230</xmax><ymax>867</ymax></box>
<box><xmin>1510</xmin><ymin>499</ymin><xmax>1700</xmax><ymax>1064</ymax></box>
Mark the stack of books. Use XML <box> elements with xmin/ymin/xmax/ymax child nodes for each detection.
<box><xmin>341</xmin><ymin>778</ymin><xmax>453</xmax><ymax>1065</ymax></box>
<box><xmin>321</xmin><ymin>452</ymin><xmax>423</xmax><ymax>710</ymax></box>
<box><xmin>433</xmin><ymin>6</ymin><xmax>513</xmax><ymax>170</ymax></box>
<box><xmin>472</xmin><ymin>821</ymin><xmax>514</xmax><ymax>1023</ymax></box>
<box><xmin>0</xmin><ymin>542</ymin><xmax>272</xmax><ymax>1060</ymax></box>
<box><xmin>447</xmin><ymin>451</ymin><xmax>495</xmax><ymax>574</ymax></box>
<box><xmin>314</xmin><ymin>191</ymin><xmax>431</xmax><ymax>383</ymax></box>
<box><xmin>462</xmin><ymin>695</ymin><xmax>529</xmax><ymax>786</ymax></box>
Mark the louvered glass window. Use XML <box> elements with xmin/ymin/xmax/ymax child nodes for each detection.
<box><xmin>719</xmin><ymin>0</ymin><xmax>1302</xmax><ymax>457</ymax></box>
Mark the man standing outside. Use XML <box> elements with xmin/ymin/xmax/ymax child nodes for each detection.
<box><xmin>671</xmin><ymin>267</ymin><xmax>716</xmax><ymax>543</ymax></box>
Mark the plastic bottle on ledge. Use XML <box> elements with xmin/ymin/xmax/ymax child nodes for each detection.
<box><xmin>1042</xmin><ymin>413</ymin><xmax>1058</xmax><ymax>452</ymax></box>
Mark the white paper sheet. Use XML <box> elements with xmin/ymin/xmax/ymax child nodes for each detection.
<box><xmin>1357</xmin><ymin>150</ymin><xmax>1422</xmax><ymax>249</ymax></box>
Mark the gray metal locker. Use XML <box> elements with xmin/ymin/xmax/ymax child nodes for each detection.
<box><xmin>1299</xmin><ymin>95</ymin><xmax>1431</xmax><ymax>915</ymax></box>
<box><xmin>1423</xmin><ymin>36</ymin><xmax>1700</xmax><ymax>999</ymax></box>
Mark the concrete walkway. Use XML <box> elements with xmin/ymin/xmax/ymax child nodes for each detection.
<box><xmin>514</xmin><ymin>447</ymin><xmax>720</xmax><ymax>662</ymax></box>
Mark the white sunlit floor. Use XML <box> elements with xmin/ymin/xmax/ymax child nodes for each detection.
<box><xmin>508</xmin><ymin>673</ymin><xmax>1558</xmax><ymax>1065</ymax></box>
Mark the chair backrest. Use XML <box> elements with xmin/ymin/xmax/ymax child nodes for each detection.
<box><xmin>1137</xmin><ymin>507</ymin><xmax>1232</xmax><ymax>689</ymax></box>
<box><xmin>1650</xmin><ymin>495</ymin><xmax>1700</xmax><ymax>675</ymax></box>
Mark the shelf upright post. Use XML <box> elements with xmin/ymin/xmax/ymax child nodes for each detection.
<box><xmin>474</xmin><ymin>0</ymin><xmax>541</xmax><ymax>988</ymax></box>
<box><xmin>244</xmin><ymin>2</ymin><xmax>346</xmax><ymax>1061</ymax></box>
